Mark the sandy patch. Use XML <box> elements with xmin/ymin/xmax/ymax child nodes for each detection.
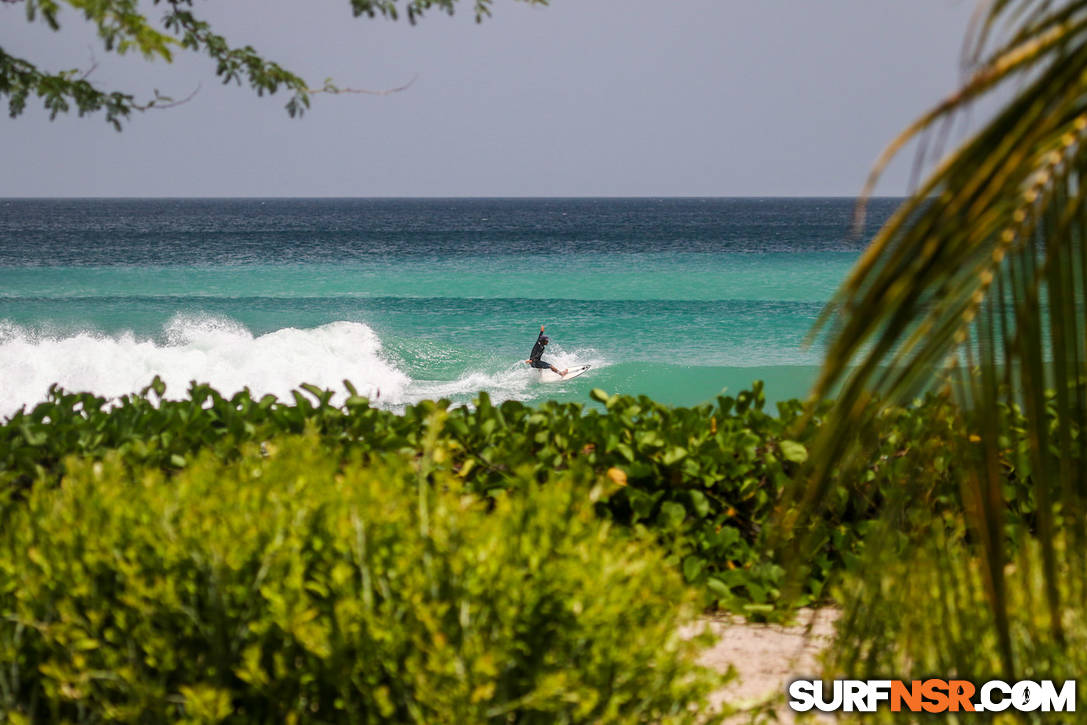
<box><xmin>686</xmin><ymin>608</ymin><xmax>838</xmax><ymax>722</ymax></box>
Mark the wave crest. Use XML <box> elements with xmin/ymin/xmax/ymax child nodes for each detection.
<box><xmin>0</xmin><ymin>316</ymin><xmax>409</xmax><ymax>418</ymax></box>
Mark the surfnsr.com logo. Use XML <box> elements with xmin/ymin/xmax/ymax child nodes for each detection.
<box><xmin>788</xmin><ymin>679</ymin><xmax>1076</xmax><ymax>714</ymax></box>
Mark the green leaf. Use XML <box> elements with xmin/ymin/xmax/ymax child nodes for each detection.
<box><xmin>661</xmin><ymin>446</ymin><xmax>688</xmax><ymax>466</ymax></box>
<box><xmin>659</xmin><ymin>501</ymin><xmax>686</xmax><ymax>528</ymax></box>
<box><xmin>20</xmin><ymin>425</ymin><xmax>47</xmax><ymax>447</ymax></box>
<box><xmin>688</xmin><ymin>489</ymin><xmax>710</xmax><ymax>518</ymax></box>
<box><xmin>779</xmin><ymin>440</ymin><xmax>808</xmax><ymax>464</ymax></box>
<box><xmin>706</xmin><ymin>576</ymin><xmax>730</xmax><ymax>598</ymax></box>
<box><xmin>682</xmin><ymin>555</ymin><xmax>704</xmax><ymax>583</ymax></box>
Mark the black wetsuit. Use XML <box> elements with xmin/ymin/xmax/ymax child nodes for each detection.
<box><xmin>528</xmin><ymin>330</ymin><xmax>552</xmax><ymax>370</ymax></box>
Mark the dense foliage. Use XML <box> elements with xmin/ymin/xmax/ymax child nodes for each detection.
<box><xmin>803</xmin><ymin>0</ymin><xmax>1087</xmax><ymax>680</ymax></box>
<box><xmin>0</xmin><ymin>377</ymin><xmax>1061</xmax><ymax>720</ymax></box>
<box><xmin>0</xmin><ymin>378</ymin><xmax>995</xmax><ymax>613</ymax></box>
<box><xmin>0</xmin><ymin>434</ymin><xmax>721</xmax><ymax>723</ymax></box>
<box><xmin>827</xmin><ymin>518</ymin><xmax>1087</xmax><ymax>724</ymax></box>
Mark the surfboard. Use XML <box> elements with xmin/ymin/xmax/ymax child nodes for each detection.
<box><xmin>538</xmin><ymin>364</ymin><xmax>591</xmax><ymax>383</ymax></box>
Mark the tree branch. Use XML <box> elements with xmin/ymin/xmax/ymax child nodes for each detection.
<box><xmin>130</xmin><ymin>83</ymin><xmax>201</xmax><ymax>111</ymax></box>
<box><xmin>307</xmin><ymin>74</ymin><xmax>418</xmax><ymax>96</ymax></box>
<box><xmin>1</xmin><ymin>0</ymin><xmax>545</xmax><ymax>128</ymax></box>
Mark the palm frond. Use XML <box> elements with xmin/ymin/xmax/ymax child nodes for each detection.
<box><xmin>801</xmin><ymin>0</ymin><xmax>1087</xmax><ymax>676</ymax></box>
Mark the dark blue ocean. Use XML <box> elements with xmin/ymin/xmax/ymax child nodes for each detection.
<box><xmin>0</xmin><ymin>198</ymin><xmax>898</xmax><ymax>416</ymax></box>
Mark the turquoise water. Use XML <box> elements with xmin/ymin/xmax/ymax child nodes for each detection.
<box><xmin>0</xmin><ymin>198</ymin><xmax>898</xmax><ymax>416</ymax></box>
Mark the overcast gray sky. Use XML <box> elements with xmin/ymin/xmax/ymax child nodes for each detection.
<box><xmin>1</xmin><ymin>1</ymin><xmax>982</xmax><ymax>197</ymax></box>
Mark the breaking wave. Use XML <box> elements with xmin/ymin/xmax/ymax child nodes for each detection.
<box><xmin>0</xmin><ymin>315</ymin><xmax>606</xmax><ymax>418</ymax></box>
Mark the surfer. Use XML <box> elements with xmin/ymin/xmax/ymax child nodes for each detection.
<box><xmin>526</xmin><ymin>325</ymin><xmax>568</xmax><ymax>377</ymax></box>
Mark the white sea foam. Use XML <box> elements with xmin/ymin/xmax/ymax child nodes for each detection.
<box><xmin>0</xmin><ymin>315</ymin><xmax>410</xmax><ymax>418</ymax></box>
<box><xmin>539</xmin><ymin>345</ymin><xmax>607</xmax><ymax>374</ymax></box>
<box><xmin>0</xmin><ymin>317</ymin><xmax>609</xmax><ymax>419</ymax></box>
<box><xmin>403</xmin><ymin>347</ymin><xmax>606</xmax><ymax>409</ymax></box>
<box><xmin>404</xmin><ymin>350</ymin><xmax>604</xmax><ymax>410</ymax></box>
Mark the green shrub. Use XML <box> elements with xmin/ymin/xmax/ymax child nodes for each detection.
<box><xmin>0</xmin><ymin>429</ymin><xmax>723</xmax><ymax>723</ymax></box>
<box><xmin>822</xmin><ymin>519</ymin><xmax>1087</xmax><ymax>724</ymax></box>
<box><xmin>0</xmin><ymin>379</ymin><xmax>1002</xmax><ymax>613</ymax></box>
<box><xmin>0</xmin><ymin>381</ymin><xmax>823</xmax><ymax>611</ymax></box>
